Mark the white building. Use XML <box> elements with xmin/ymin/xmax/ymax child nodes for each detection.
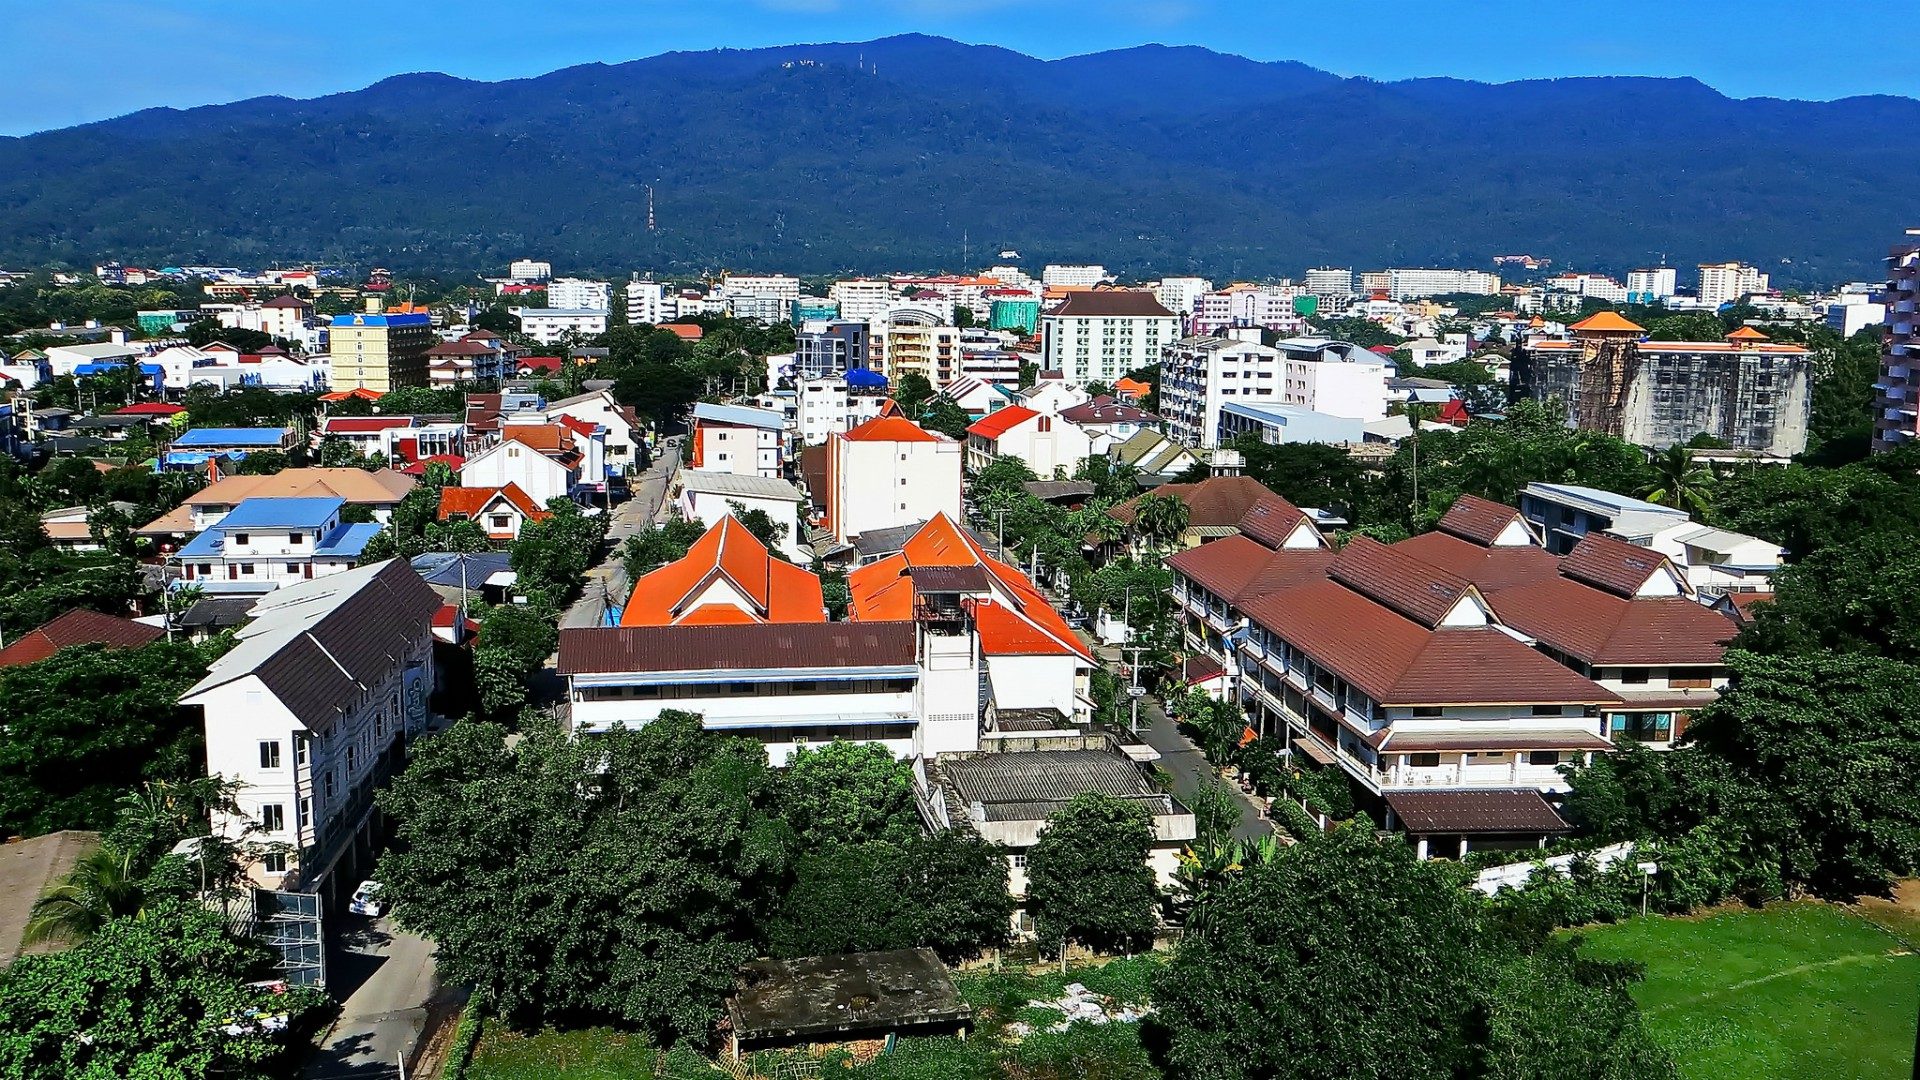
<box><xmin>1644</xmin><ymin>522</ymin><xmax>1783</xmax><ymax>600</ymax></box>
<box><xmin>174</xmin><ymin>497</ymin><xmax>385</xmax><ymax>595</ymax></box>
<box><xmin>1152</xmin><ymin>277</ymin><xmax>1214</xmax><ymax>316</ymax></box>
<box><xmin>823</xmin><ymin>411</ymin><xmax>963</xmax><ymax>545</ymax></box>
<box><xmin>513</xmin><ymin>308</ymin><xmax>609</xmax><ymax>345</ymax></box>
<box><xmin>783</xmin><ymin>376</ymin><xmax>889</xmax><ymax>447</ymax></box>
<box><xmin>1546</xmin><ymin>274</ymin><xmax>1628</xmax><ymax>304</ymax></box>
<box><xmin>1189</xmin><ymin>285</ymin><xmax>1306</xmax><ymax>337</ymax></box>
<box><xmin>965</xmin><ymin>406</ymin><xmax>1094</xmax><ymax>478</ymax></box>
<box><xmin>182</xmin><ymin>560</ymin><xmax>440</xmax><ymax>898</ymax></box>
<box><xmin>1383</xmin><ymin>268</ymin><xmax>1501</xmax><ymax>299</ymax></box>
<box><xmin>1042</xmin><ymin>264</ymin><xmax>1108</xmax><ymax>288</ymax></box>
<box><xmin>829</xmin><ymin>279</ymin><xmax>895</xmax><ymax>324</ymax></box>
<box><xmin>626</xmin><ymin>276</ymin><xmax>670</xmax><ymax>325</ymax></box>
<box><xmin>690</xmin><ymin>402</ymin><xmax>786</xmax><ymax>479</ymax></box>
<box><xmin>1040</xmin><ymin>290</ymin><xmax>1180</xmax><ymax>385</ymax></box>
<box><xmin>509</xmin><ymin>259</ymin><xmax>553</xmax><ymax>282</ymax></box>
<box><xmin>545</xmin><ymin>389</ymin><xmax>643</xmax><ymax>475</ymax></box>
<box><xmin>1626</xmin><ymin>268</ymin><xmax>1678</xmax><ymax>304</ymax></box>
<box><xmin>1161</xmin><ymin>334</ymin><xmax>1388</xmax><ymax>448</ymax></box>
<box><xmin>546</xmin><ymin>278</ymin><xmax>611</xmax><ymax>311</ymax></box>
<box><xmin>460</xmin><ymin>423</ymin><xmax>597</xmax><ymax>503</ymax></box>
<box><xmin>1697</xmin><ymin>262</ymin><xmax>1768</xmax><ymax>307</ymax></box>
<box><xmin>1401</xmin><ymin>337</ymin><xmax>1469</xmax><ymax>368</ymax></box>
<box><xmin>215</xmin><ymin>294</ymin><xmax>314</xmax><ymax>344</ymax></box>
<box><xmin>1303</xmin><ymin>267</ymin><xmax>1355</xmax><ymax>298</ymax></box>
<box><xmin>674</xmin><ymin>469</ymin><xmax>810</xmax><ymax>563</ymax></box>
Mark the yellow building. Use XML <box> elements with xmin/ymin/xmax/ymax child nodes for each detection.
<box><xmin>326</xmin><ymin>300</ymin><xmax>433</xmax><ymax>392</ymax></box>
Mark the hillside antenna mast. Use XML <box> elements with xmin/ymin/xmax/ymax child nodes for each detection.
<box><xmin>646</xmin><ymin>185</ymin><xmax>656</xmax><ymax>233</ymax></box>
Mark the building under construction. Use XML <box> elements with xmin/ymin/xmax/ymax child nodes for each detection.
<box><xmin>1515</xmin><ymin>311</ymin><xmax>1812</xmax><ymax>456</ymax></box>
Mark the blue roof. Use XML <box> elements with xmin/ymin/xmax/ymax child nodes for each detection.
<box><xmin>845</xmin><ymin>368</ymin><xmax>888</xmax><ymax>388</ymax></box>
<box><xmin>329</xmin><ymin>312</ymin><xmax>431</xmax><ymax>328</ymax></box>
<box><xmin>173</xmin><ymin>427</ymin><xmax>289</xmax><ymax>448</ymax></box>
<box><xmin>175</xmin><ymin>529</ymin><xmax>226</xmax><ymax>558</ymax></box>
<box><xmin>315</xmin><ymin>523</ymin><xmax>384</xmax><ymax>558</ymax></box>
<box><xmin>409</xmin><ymin>551</ymin><xmax>513</xmax><ymax>587</ymax></box>
<box><xmin>218</xmin><ymin>497</ymin><xmax>345</xmax><ymax>529</ymax></box>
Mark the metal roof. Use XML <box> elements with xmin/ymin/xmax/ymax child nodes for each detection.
<box><xmin>216</xmin><ymin>497</ymin><xmax>344</xmax><ymax>530</ymax></box>
<box><xmin>678</xmin><ymin>469</ymin><xmax>805</xmax><ymax>501</ymax></box>
<box><xmin>691</xmin><ymin>402</ymin><xmax>784</xmax><ymax>430</ymax></box>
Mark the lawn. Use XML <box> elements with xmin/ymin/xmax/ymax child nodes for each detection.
<box><xmin>463</xmin><ymin>1024</ymin><xmax>661</xmax><ymax>1080</ymax></box>
<box><xmin>1574</xmin><ymin>900</ymin><xmax>1920</xmax><ymax>1080</ymax></box>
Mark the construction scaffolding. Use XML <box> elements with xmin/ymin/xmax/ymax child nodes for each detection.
<box><xmin>1572</xmin><ymin>335</ymin><xmax>1640</xmax><ymax>438</ymax></box>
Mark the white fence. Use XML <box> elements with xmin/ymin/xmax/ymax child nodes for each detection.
<box><xmin>1470</xmin><ymin>841</ymin><xmax>1648</xmax><ymax>895</ymax></box>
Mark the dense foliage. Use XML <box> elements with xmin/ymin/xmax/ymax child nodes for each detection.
<box><xmin>1026</xmin><ymin>793</ymin><xmax>1159</xmax><ymax>954</ymax></box>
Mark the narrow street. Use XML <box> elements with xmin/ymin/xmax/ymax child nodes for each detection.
<box><xmin>561</xmin><ymin>438</ymin><xmax>682</xmax><ymax>630</ymax></box>
<box><xmin>304</xmin><ymin>917</ymin><xmax>462</xmax><ymax>1080</ymax></box>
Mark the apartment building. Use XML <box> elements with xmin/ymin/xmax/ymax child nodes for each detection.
<box><xmin>1160</xmin><ymin>334</ymin><xmax>1388</xmax><ymax>448</ymax></box>
<box><xmin>690</xmin><ymin>402</ymin><xmax>786</xmax><ymax>479</ymax></box>
<box><xmin>327</xmin><ymin>304</ymin><xmax>433</xmax><ymax>391</ymax></box>
<box><xmin>1383</xmin><ymin>268</ymin><xmax>1500</xmax><ymax>299</ymax></box>
<box><xmin>625</xmin><ymin>276</ymin><xmax>670</xmax><ymax>325</ymax></box>
<box><xmin>181</xmin><ymin>560</ymin><xmax>440</xmax><ymax>900</ymax></box>
<box><xmin>509</xmin><ymin>259</ymin><xmax>552</xmax><ymax>282</ymax></box>
<box><xmin>1518</xmin><ymin>482</ymin><xmax>1691</xmax><ymax>554</ymax></box>
<box><xmin>1303</xmin><ymin>268</ymin><xmax>1355</xmax><ymax>298</ymax></box>
<box><xmin>829</xmin><ymin>278</ymin><xmax>895</xmax><ymax>324</ymax></box>
<box><xmin>424</xmin><ymin>336</ymin><xmax>508</xmax><ymax>385</ymax></box>
<box><xmin>1042</xmin><ymin>264</ymin><xmax>1107</xmax><ymax>288</ymax></box>
<box><xmin>1041</xmin><ymin>290</ymin><xmax>1180</xmax><ymax>385</ymax></box>
<box><xmin>174</xmin><ymin>497</ymin><xmax>383</xmax><ymax>594</ymax></box>
<box><xmin>545</xmin><ymin>278</ymin><xmax>611</xmax><ymax>310</ymax></box>
<box><xmin>723</xmin><ymin>274</ymin><xmax>801</xmax><ymax>323</ymax></box>
<box><xmin>1152</xmin><ymin>277</ymin><xmax>1214</xmax><ymax>316</ymax></box>
<box><xmin>1873</xmin><ymin>239</ymin><xmax>1920</xmax><ymax>452</ymax></box>
<box><xmin>513</xmin><ymin>308</ymin><xmax>609</xmax><ymax>345</ymax></box>
<box><xmin>1697</xmin><ymin>262</ymin><xmax>1768</xmax><ymax>307</ymax></box>
<box><xmin>1517</xmin><ymin>313</ymin><xmax>1813</xmax><ymax>455</ymax></box>
<box><xmin>1626</xmin><ymin>268</ymin><xmax>1678</xmax><ymax>304</ymax></box>
<box><xmin>794</xmin><ymin>320</ymin><xmax>872</xmax><ymax>379</ymax></box>
<box><xmin>823</xmin><ymin>409</ymin><xmax>963</xmax><ymax>545</ymax></box>
<box><xmin>875</xmin><ymin>312</ymin><xmax>963</xmax><ymax>386</ymax></box>
<box><xmin>1189</xmin><ymin>285</ymin><xmax>1306</xmax><ymax>337</ymax></box>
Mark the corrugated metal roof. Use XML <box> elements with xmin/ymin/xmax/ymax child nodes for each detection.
<box><xmin>1384</xmin><ymin>790</ymin><xmax>1570</xmax><ymax>835</ymax></box>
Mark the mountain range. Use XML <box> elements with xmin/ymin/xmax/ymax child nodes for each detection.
<box><xmin>0</xmin><ymin>34</ymin><xmax>1910</xmax><ymax>283</ymax></box>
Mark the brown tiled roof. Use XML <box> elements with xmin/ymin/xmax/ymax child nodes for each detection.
<box><xmin>1326</xmin><ymin>535</ymin><xmax>1481</xmax><ymax>629</ymax></box>
<box><xmin>1049</xmin><ymin>290</ymin><xmax>1177</xmax><ymax>319</ymax></box>
<box><xmin>1389</xmin><ymin>532</ymin><xmax>1560</xmax><ymax>592</ymax></box>
<box><xmin>1236</xmin><ymin>493</ymin><xmax>1318</xmax><ymax>550</ymax></box>
<box><xmin>1109</xmin><ymin>475</ymin><xmax>1276</xmax><ymax>528</ymax></box>
<box><xmin>1058</xmin><ymin>395</ymin><xmax>1158</xmax><ymax>425</ymax></box>
<box><xmin>1436</xmin><ymin>495</ymin><xmax>1530</xmax><ymax>546</ymax></box>
<box><xmin>1488</xmin><ymin>578</ymin><xmax>1733</xmax><ymax>666</ymax></box>
<box><xmin>1389</xmin><ymin>629</ymin><xmax>1620</xmax><ymax>707</ymax></box>
<box><xmin>557</xmin><ymin>621</ymin><xmax>918</xmax><ymax>674</ymax></box>
<box><xmin>1166</xmin><ymin>535</ymin><xmax>1334</xmax><ymax>607</ymax></box>
<box><xmin>0</xmin><ymin>609</ymin><xmax>163</xmax><ymax>668</ymax></box>
<box><xmin>1560</xmin><ymin>533</ymin><xmax>1673</xmax><ymax>598</ymax></box>
<box><xmin>1376</xmin><ymin>729</ymin><xmax>1614</xmax><ymax>752</ymax></box>
<box><xmin>1384</xmin><ymin>790</ymin><xmax>1571</xmax><ymax>835</ymax></box>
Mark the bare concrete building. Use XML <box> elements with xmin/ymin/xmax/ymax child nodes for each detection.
<box><xmin>1515</xmin><ymin>312</ymin><xmax>1811</xmax><ymax>456</ymax></box>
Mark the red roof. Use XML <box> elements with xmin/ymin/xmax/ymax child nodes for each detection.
<box><xmin>438</xmin><ymin>484</ymin><xmax>551</xmax><ymax>529</ymax></box>
<box><xmin>0</xmin><ymin>608</ymin><xmax>163</xmax><ymax>669</ymax></box>
<box><xmin>966</xmin><ymin>405</ymin><xmax>1039</xmax><ymax>440</ymax></box>
<box><xmin>660</xmin><ymin>324</ymin><xmax>705</xmax><ymax>341</ymax></box>
<box><xmin>320</xmin><ymin>388</ymin><xmax>382</xmax><ymax>402</ymax></box>
<box><xmin>114</xmin><ymin>402</ymin><xmax>186</xmax><ymax>416</ymax></box>
<box><xmin>324</xmin><ymin>416</ymin><xmax>415</xmax><ymax>434</ymax></box>
<box><xmin>619</xmin><ymin>516</ymin><xmax>825</xmax><ymax>627</ymax></box>
<box><xmin>519</xmin><ymin>357</ymin><xmax>564</xmax><ymax>374</ymax></box>
<box><xmin>841</xmin><ymin>415</ymin><xmax>944</xmax><ymax>443</ymax></box>
<box><xmin>555</xmin><ymin>414</ymin><xmax>600</xmax><ymax>438</ymax></box>
<box><xmin>401</xmin><ymin>453</ymin><xmax>465</xmax><ymax>476</ymax></box>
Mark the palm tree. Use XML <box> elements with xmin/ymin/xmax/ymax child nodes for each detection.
<box><xmin>21</xmin><ymin>843</ymin><xmax>145</xmax><ymax>947</ymax></box>
<box><xmin>1642</xmin><ymin>445</ymin><xmax>1714</xmax><ymax>518</ymax></box>
<box><xmin>1131</xmin><ymin>492</ymin><xmax>1191</xmax><ymax>554</ymax></box>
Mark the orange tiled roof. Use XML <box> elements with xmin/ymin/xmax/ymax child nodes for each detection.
<box><xmin>966</xmin><ymin>405</ymin><xmax>1039</xmax><ymax>440</ymax></box>
<box><xmin>842</xmin><ymin>415</ymin><xmax>944</xmax><ymax>443</ymax></box>
<box><xmin>1567</xmin><ymin>311</ymin><xmax>1645</xmax><ymax>334</ymax></box>
<box><xmin>1725</xmin><ymin>326</ymin><xmax>1770</xmax><ymax>341</ymax></box>
<box><xmin>438</xmin><ymin>484</ymin><xmax>551</xmax><ymax>526</ymax></box>
<box><xmin>619</xmin><ymin>516</ymin><xmax>825</xmax><ymax>627</ymax></box>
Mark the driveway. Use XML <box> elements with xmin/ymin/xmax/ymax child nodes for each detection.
<box><xmin>1135</xmin><ymin>692</ymin><xmax>1274</xmax><ymax>843</ymax></box>
<box><xmin>304</xmin><ymin>916</ymin><xmax>462</xmax><ymax>1080</ymax></box>
<box><xmin>561</xmin><ymin>439</ymin><xmax>681</xmax><ymax>630</ymax></box>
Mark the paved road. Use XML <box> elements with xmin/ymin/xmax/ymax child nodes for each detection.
<box><xmin>561</xmin><ymin>439</ymin><xmax>682</xmax><ymax>630</ymax></box>
<box><xmin>305</xmin><ymin>917</ymin><xmax>461</xmax><ymax>1080</ymax></box>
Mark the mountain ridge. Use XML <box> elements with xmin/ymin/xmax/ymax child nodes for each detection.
<box><xmin>0</xmin><ymin>35</ymin><xmax>1908</xmax><ymax>281</ymax></box>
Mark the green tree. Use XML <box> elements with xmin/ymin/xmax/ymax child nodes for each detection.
<box><xmin>20</xmin><ymin>842</ymin><xmax>145</xmax><ymax>948</ymax></box>
<box><xmin>1639</xmin><ymin>444</ymin><xmax>1713</xmax><ymax>518</ymax></box>
<box><xmin>473</xmin><ymin>601</ymin><xmax>561</xmax><ymax>721</ymax></box>
<box><xmin>780</xmin><ymin>740</ymin><xmax>918</xmax><ymax>846</ymax></box>
<box><xmin>0</xmin><ymin>900</ymin><xmax>315</xmax><ymax>1078</ymax></box>
<box><xmin>0</xmin><ymin>640</ymin><xmax>214</xmax><ymax>837</ymax></box>
<box><xmin>1026</xmin><ymin>793</ymin><xmax>1159</xmax><ymax>954</ymax></box>
<box><xmin>923</xmin><ymin>395</ymin><xmax>973</xmax><ymax>440</ymax></box>
<box><xmin>1129</xmin><ymin>491</ymin><xmax>1190</xmax><ymax>553</ymax></box>
<box><xmin>619</xmin><ymin>517</ymin><xmax>706</xmax><ymax>583</ymax></box>
<box><xmin>894</xmin><ymin>373</ymin><xmax>936</xmax><ymax>417</ymax></box>
<box><xmin>726</xmin><ymin>501</ymin><xmax>790</xmax><ymax>555</ymax></box>
<box><xmin>509</xmin><ymin>498</ymin><xmax>608</xmax><ymax>604</ymax></box>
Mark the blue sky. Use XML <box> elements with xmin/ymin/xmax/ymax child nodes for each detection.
<box><xmin>3</xmin><ymin>0</ymin><xmax>1908</xmax><ymax>135</ymax></box>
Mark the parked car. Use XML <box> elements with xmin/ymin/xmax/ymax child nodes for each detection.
<box><xmin>347</xmin><ymin>880</ymin><xmax>384</xmax><ymax>917</ymax></box>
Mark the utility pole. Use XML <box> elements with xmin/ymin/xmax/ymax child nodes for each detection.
<box><xmin>992</xmin><ymin>506</ymin><xmax>1010</xmax><ymax>562</ymax></box>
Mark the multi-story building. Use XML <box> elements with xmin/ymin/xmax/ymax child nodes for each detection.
<box><xmin>1059</xmin><ymin>395</ymin><xmax>1158</xmax><ymax>454</ymax></box>
<box><xmin>1697</xmin><ymin>262</ymin><xmax>1768</xmax><ymax>307</ymax></box>
<box><xmin>965</xmin><ymin>406</ymin><xmax>1094</xmax><ymax>478</ymax></box>
<box><xmin>823</xmin><ymin>408</ymin><xmax>962</xmax><ymax>545</ymax></box>
<box><xmin>1189</xmin><ymin>284</ymin><xmax>1305</xmax><ymax>336</ymax></box>
<box><xmin>1518</xmin><ymin>482</ymin><xmax>1691</xmax><ymax>555</ymax></box>
<box><xmin>875</xmin><ymin>311</ymin><xmax>963</xmax><ymax>386</ymax></box>
<box><xmin>137</xmin><ymin>467</ymin><xmax>416</xmax><ymax>541</ymax></box>
<box><xmin>1873</xmin><ymin>238</ymin><xmax>1920</xmax><ymax>452</ymax></box>
<box><xmin>829</xmin><ymin>279</ymin><xmax>895</xmax><ymax>324</ymax></box>
<box><xmin>1546</xmin><ymin>273</ymin><xmax>1628</xmax><ymax>304</ymax></box>
<box><xmin>722</xmin><ymin>274</ymin><xmax>801</xmax><ymax>323</ymax></box>
<box><xmin>1152</xmin><ymin>277</ymin><xmax>1214</xmax><ymax>316</ymax></box>
<box><xmin>182</xmin><ymin>560</ymin><xmax>440</xmax><ymax>899</ymax></box>
<box><xmin>174</xmin><ymin>497</ymin><xmax>384</xmax><ymax>594</ymax></box>
<box><xmin>626</xmin><ymin>275</ymin><xmax>671</xmax><ymax>325</ymax></box>
<box><xmin>1303</xmin><ymin>267</ymin><xmax>1355</xmax><ymax>299</ymax></box>
<box><xmin>545</xmin><ymin>278</ymin><xmax>611</xmax><ymax>311</ymax></box>
<box><xmin>1383</xmin><ymin>268</ymin><xmax>1500</xmax><ymax>299</ymax></box>
<box><xmin>1042</xmin><ymin>264</ymin><xmax>1107</xmax><ymax>288</ymax></box>
<box><xmin>1040</xmin><ymin>290</ymin><xmax>1180</xmax><ymax>385</ymax></box>
<box><xmin>1160</xmin><ymin>334</ymin><xmax>1388</xmax><ymax>448</ymax></box>
<box><xmin>689</xmin><ymin>402</ymin><xmax>786</xmax><ymax>479</ymax></box>
<box><xmin>795</xmin><ymin>320</ymin><xmax>873</xmax><ymax>380</ymax></box>
<box><xmin>1516</xmin><ymin>312</ymin><xmax>1813</xmax><ymax>455</ymax></box>
<box><xmin>424</xmin><ymin>336</ymin><xmax>508</xmax><ymax>385</ymax></box>
<box><xmin>783</xmin><ymin>374</ymin><xmax>889</xmax><ymax>447</ymax></box>
<box><xmin>326</xmin><ymin>302</ymin><xmax>433</xmax><ymax>391</ymax></box>
<box><xmin>509</xmin><ymin>259</ymin><xmax>553</xmax><ymax>282</ymax></box>
<box><xmin>1216</xmin><ymin>402</ymin><xmax>1365</xmax><ymax>447</ymax></box>
<box><xmin>1626</xmin><ymin>268</ymin><xmax>1678</xmax><ymax>304</ymax></box>
<box><xmin>460</xmin><ymin>422</ymin><xmax>602</xmax><ymax>502</ymax></box>
<box><xmin>513</xmin><ymin>308</ymin><xmax>609</xmax><ymax>345</ymax></box>
<box><xmin>674</xmin><ymin>471</ymin><xmax>811</xmax><ymax>563</ymax></box>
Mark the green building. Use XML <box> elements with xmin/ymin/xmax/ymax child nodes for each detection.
<box><xmin>990</xmin><ymin>298</ymin><xmax>1040</xmax><ymax>335</ymax></box>
<box><xmin>792</xmin><ymin>298</ymin><xmax>839</xmax><ymax>327</ymax></box>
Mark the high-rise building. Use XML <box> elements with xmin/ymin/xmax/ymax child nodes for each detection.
<box><xmin>546</xmin><ymin>278</ymin><xmax>611</xmax><ymax>310</ymax></box>
<box><xmin>1625</xmin><ymin>268</ymin><xmax>1678</xmax><ymax>304</ymax></box>
<box><xmin>1040</xmin><ymin>290</ymin><xmax>1180</xmax><ymax>385</ymax></box>
<box><xmin>626</xmin><ymin>275</ymin><xmax>669</xmax><ymax>325</ymax></box>
<box><xmin>829</xmin><ymin>279</ymin><xmax>894</xmax><ymax>324</ymax></box>
<box><xmin>1873</xmin><ymin>239</ymin><xmax>1920</xmax><ymax>453</ymax></box>
<box><xmin>1383</xmin><ymin>268</ymin><xmax>1501</xmax><ymax>299</ymax></box>
<box><xmin>509</xmin><ymin>259</ymin><xmax>552</xmax><ymax>282</ymax></box>
<box><xmin>794</xmin><ymin>320</ymin><xmax>872</xmax><ymax>379</ymax></box>
<box><xmin>326</xmin><ymin>300</ymin><xmax>433</xmax><ymax>392</ymax></box>
<box><xmin>1152</xmin><ymin>277</ymin><xmax>1214</xmax><ymax>316</ymax></box>
<box><xmin>1303</xmin><ymin>268</ymin><xmax>1355</xmax><ymax>298</ymax></box>
<box><xmin>1042</xmin><ymin>264</ymin><xmax>1108</xmax><ymax>288</ymax></box>
<box><xmin>1696</xmin><ymin>262</ymin><xmax>1768</xmax><ymax>308</ymax></box>
<box><xmin>1160</xmin><ymin>334</ymin><xmax>1389</xmax><ymax>448</ymax></box>
<box><xmin>722</xmin><ymin>274</ymin><xmax>801</xmax><ymax>324</ymax></box>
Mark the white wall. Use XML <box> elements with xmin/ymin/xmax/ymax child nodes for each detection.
<box><xmin>461</xmin><ymin>442</ymin><xmax>573</xmax><ymax>503</ymax></box>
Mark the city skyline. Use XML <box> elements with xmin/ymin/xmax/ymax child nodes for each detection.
<box><xmin>2</xmin><ymin>0</ymin><xmax>1914</xmax><ymax>136</ymax></box>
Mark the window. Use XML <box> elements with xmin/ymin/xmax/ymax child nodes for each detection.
<box><xmin>232</xmin><ymin>532</ymin><xmax>250</xmax><ymax>544</ymax></box>
<box><xmin>293</xmin><ymin>736</ymin><xmax>309</xmax><ymax>766</ymax></box>
<box><xmin>258</xmin><ymin>741</ymin><xmax>281</xmax><ymax>769</ymax></box>
<box><xmin>1527</xmin><ymin>750</ymin><xmax>1562</xmax><ymax>766</ymax></box>
<box><xmin>1530</xmin><ymin>704</ymin><xmax>1562</xmax><ymax>717</ymax></box>
<box><xmin>1621</xmin><ymin>668</ymin><xmax>1650</xmax><ymax>685</ymax></box>
<box><xmin>288</xmin><ymin>532</ymin><xmax>303</xmax><ymax>545</ymax></box>
<box><xmin>296</xmin><ymin>797</ymin><xmax>311</xmax><ymax>829</ymax></box>
<box><xmin>261</xmin><ymin>852</ymin><xmax>288</xmax><ymax>874</ymax></box>
<box><xmin>1412</xmin><ymin>706</ymin><xmax>1442</xmax><ymax>718</ymax></box>
<box><xmin>1010</xmin><ymin>853</ymin><xmax>1029</xmax><ymax>869</ymax></box>
<box><xmin>345</xmin><ymin>745</ymin><xmax>356</xmax><ymax>773</ymax></box>
<box><xmin>239</xmin><ymin>563</ymin><xmax>255</xmax><ymax>575</ymax></box>
<box><xmin>197</xmin><ymin>563</ymin><xmax>213</xmax><ymax>576</ymax></box>
<box><xmin>260</xmin><ymin>804</ymin><xmax>285</xmax><ymax>832</ymax></box>
<box><xmin>490</xmin><ymin>514</ymin><xmax>511</xmax><ymax>529</ymax></box>
<box><xmin>1408</xmin><ymin>753</ymin><xmax>1442</xmax><ymax>768</ymax></box>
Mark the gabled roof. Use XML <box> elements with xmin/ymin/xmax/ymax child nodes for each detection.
<box><xmin>216</xmin><ymin>497</ymin><xmax>344</xmax><ymax>530</ymax></box>
<box><xmin>966</xmin><ymin>405</ymin><xmax>1039</xmax><ymax>440</ymax></box>
<box><xmin>1725</xmin><ymin>326</ymin><xmax>1770</xmax><ymax>341</ymax></box>
<box><xmin>438</xmin><ymin>484</ymin><xmax>551</xmax><ymax>524</ymax></box>
<box><xmin>1108</xmin><ymin>475</ymin><xmax>1276</xmax><ymax>529</ymax></box>
<box><xmin>1486</xmin><ymin>577</ymin><xmax>1733</xmax><ymax>666</ymax></box>
<box><xmin>1049</xmin><ymin>290</ymin><xmax>1177</xmax><ymax>319</ymax></box>
<box><xmin>1165</xmin><ymin>534</ymin><xmax>1336</xmax><ymax>608</ymax></box>
<box><xmin>0</xmin><ymin>608</ymin><xmax>163</xmax><ymax>668</ymax></box>
<box><xmin>1235</xmin><ymin>493</ymin><xmax>1320</xmax><ymax>551</ymax></box>
<box><xmin>842</xmin><ymin>414</ymin><xmax>945</xmax><ymax>443</ymax></box>
<box><xmin>620</xmin><ymin>516</ymin><xmax>825</xmax><ymax>627</ymax></box>
<box><xmin>1325</xmin><ymin>535</ymin><xmax>1484</xmax><ymax>629</ymax></box>
<box><xmin>1388</xmin><ymin>531</ymin><xmax>1560</xmax><ymax>592</ymax></box>
<box><xmin>1436</xmin><ymin>495</ymin><xmax>1531</xmax><ymax>546</ymax></box>
<box><xmin>1560</xmin><ymin>532</ymin><xmax>1678</xmax><ymax>598</ymax></box>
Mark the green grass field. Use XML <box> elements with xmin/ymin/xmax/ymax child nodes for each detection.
<box><xmin>463</xmin><ymin>1025</ymin><xmax>660</xmax><ymax>1080</ymax></box>
<box><xmin>1575</xmin><ymin>901</ymin><xmax>1920</xmax><ymax>1080</ymax></box>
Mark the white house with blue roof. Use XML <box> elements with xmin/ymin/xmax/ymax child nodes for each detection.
<box><xmin>175</xmin><ymin>496</ymin><xmax>384</xmax><ymax>594</ymax></box>
<box><xmin>161</xmin><ymin>427</ymin><xmax>296</xmax><ymax>471</ymax></box>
